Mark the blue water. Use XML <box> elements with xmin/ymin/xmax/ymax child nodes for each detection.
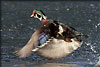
<box><xmin>1</xmin><ymin>1</ymin><xmax>100</xmax><ymax>67</ymax></box>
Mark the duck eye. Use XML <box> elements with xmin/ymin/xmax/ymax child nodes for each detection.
<box><xmin>37</xmin><ymin>14</ymin><xmax>41</xmax><ymax>18</ymax></box>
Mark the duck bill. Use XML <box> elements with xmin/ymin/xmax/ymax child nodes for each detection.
<box><xmin>30</xmin><ymin>14</ymin><xmax>34</xmax><ymax>18</ymax></box>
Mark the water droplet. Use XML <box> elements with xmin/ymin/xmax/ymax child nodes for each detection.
<box><xmin>95</xmin><ymin>23</ymin><xmax>100</xmax><ymax>28</ymax></box>
<box><xmin>88</xmin><ymin>19</ymin><xmax>92</xmax><ymax>22</ymax></box>
<box><xmin>55</xmin><ymin>8</ymin><xmax>59</xmax><ymax>10</ymax></box>
<box><xmin>90</xmin><ymin>4</ymin><xmax>95</xmax><ymax>7</ymax></box>
<box><xmin>13</xmin><ymin>64</ymin><xmax>19</xmax><ymax>67</ymax></box>
<box><xmin>94</xmin><ymin>51</ymin><xmax>96</xmax><ymax>53</ymax></box>
<box><xmin>66</xmin><ymin>8</ymin><xmax>70</xmax><ymax>11</ymax></box>
<box><xmin>20</xmin><ymin>24</ymin><xmax>23</xmax><ymax>26</ymax></box>
<box><xmin>8</xmin><ymin>29</ymin><xmax>11</xmax><ymax>31</ymax></box>
<box><xmin>95</xmin><ymin>25</ymin><xmax>97</xmax><ymax>28</ymax></box>
<box><xmin>30</xmin><ymin>27</ymin><xmax>33</xmax><ymax>30</ymax></box>
<box><xmin>86</xmin><ymin>43</ymin><xmax>97</xmax><ymax>54</ymax></box>
<box><xmin>11</xmin><ymin>37</ymin><xmax>14</xmax><ymax>39</ymax></box>
<box><xmin>97</xmin><ymin>23</ymin><xmax>100</xmax><ymax>26</ymax></box>
<box><xmin>90</xmin><ymin>45</ymin><xmax>93</xmax><ymax>50</ymax></box>
<box><xmin>86</xmin><ymin>43</ymin><xmax>91</xmax><ymax>46</ymax></box>
<box><xmin>14</xmin><ymin>27</ymin><xmax>17</xmax><ymax>29</ymax></box>
<box><xmin>87</xmin><ymin>59</ymin><xmax>90</xmax><ymax>61</ymax></box>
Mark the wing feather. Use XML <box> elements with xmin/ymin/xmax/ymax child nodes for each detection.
<box><xmin>14</xmin><ymin>28</ymin><xmax>41</xmax><ymax>58</ymax></box>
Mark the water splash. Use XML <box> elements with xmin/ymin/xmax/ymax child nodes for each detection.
<box><xmin>85</xmin><ymin>41</ymin><xmax>99</xmax><ymax>65</ymax></box>
<box><xmin>86</xmin><ymin>42</ymin><xmax>98</xmax><ymax>55</ymax></box>
<box><xmin>95</xmin><ymin>23</ymin><xmax>100</xmax><ymax>28</ymax></box>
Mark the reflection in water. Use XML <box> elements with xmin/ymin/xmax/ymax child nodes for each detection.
<box><xmin>2</xmin><ymin>61</ymin><xmax>78</xmax><ymax>67</ymax></box>
<box><xmin>32</xmin><ymin>63</ymin><xmax>77</xmax><ymax>67</ymax></box>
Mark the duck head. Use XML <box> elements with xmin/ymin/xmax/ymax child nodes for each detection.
<box><xmin>30</xmin><ymin>9</ymin><xmax>47</xmax><ymax>21</ymax></box>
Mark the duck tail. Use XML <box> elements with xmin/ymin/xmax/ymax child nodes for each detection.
<box><xmin>77</xmin><ymin>33</ymin><xmax>89</xmax><ymax>38</ymax></box>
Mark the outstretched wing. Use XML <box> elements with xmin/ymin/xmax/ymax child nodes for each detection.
<box><xmin>14</xmin><ymin>27</ymin><xmax>51</xmax><ymax>58</ymax></box>
<box><xmin>14</xmin><ymin>28</ymin><xmax>42</xmax><ymax>58</ymax></box>
<box><xmin>32</xmin><ymin>27</ymin><xmax>52</xmax><ymax>51</ymax></box>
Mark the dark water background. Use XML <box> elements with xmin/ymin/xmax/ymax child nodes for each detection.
<box><xmin>1</xmin><ymin>1</ymin><xmax>100</xmax><ymax>67</ymax></box>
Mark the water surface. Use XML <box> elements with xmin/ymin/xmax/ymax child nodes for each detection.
<box><xmin>1</xmin><ymin>1</ymin><xmax>100</xmax><ymax>67</ymax></box>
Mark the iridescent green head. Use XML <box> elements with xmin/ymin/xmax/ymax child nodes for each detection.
<box><xmin>30</xmin><ymin>9</ymin><xmax>47</xmax><ymax>21</ymax></box>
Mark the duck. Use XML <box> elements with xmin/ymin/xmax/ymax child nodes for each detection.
<box><xmin>15</xmin><ymin>9</ymin><xmax>88</xmax><ymax>59</ymax></box>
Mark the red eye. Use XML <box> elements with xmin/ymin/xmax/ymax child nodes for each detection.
<box><xmin>33</xmin><ymin>10</ymin><xmax>36</xmax><ymax>14</ymax></box>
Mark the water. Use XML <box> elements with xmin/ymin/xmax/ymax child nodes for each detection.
<box><xmin>1</xmin><ymin>1</ymin><xmax>100</xmax><ymax>67</ymax></box>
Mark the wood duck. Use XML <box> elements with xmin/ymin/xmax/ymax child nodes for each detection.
<box><xmin>15</xmin><ymin>9</ymin><xmax>88</xmax><ymax>59</ymax></box>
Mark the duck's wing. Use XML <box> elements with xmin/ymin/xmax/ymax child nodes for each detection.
<box><xmin>32</xmin><ymin>27</ymin><xmax>52</xmax><ymax>51</ymax></box>
<box><xmin>14</xmin><ymin>27</ymin><xmax>52</xmax><ymax>58</ymax></box>
<box><xmin>14</xmin><ymin>28</ymin><xmax>42</xmax><ymax>58</ymax></box>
